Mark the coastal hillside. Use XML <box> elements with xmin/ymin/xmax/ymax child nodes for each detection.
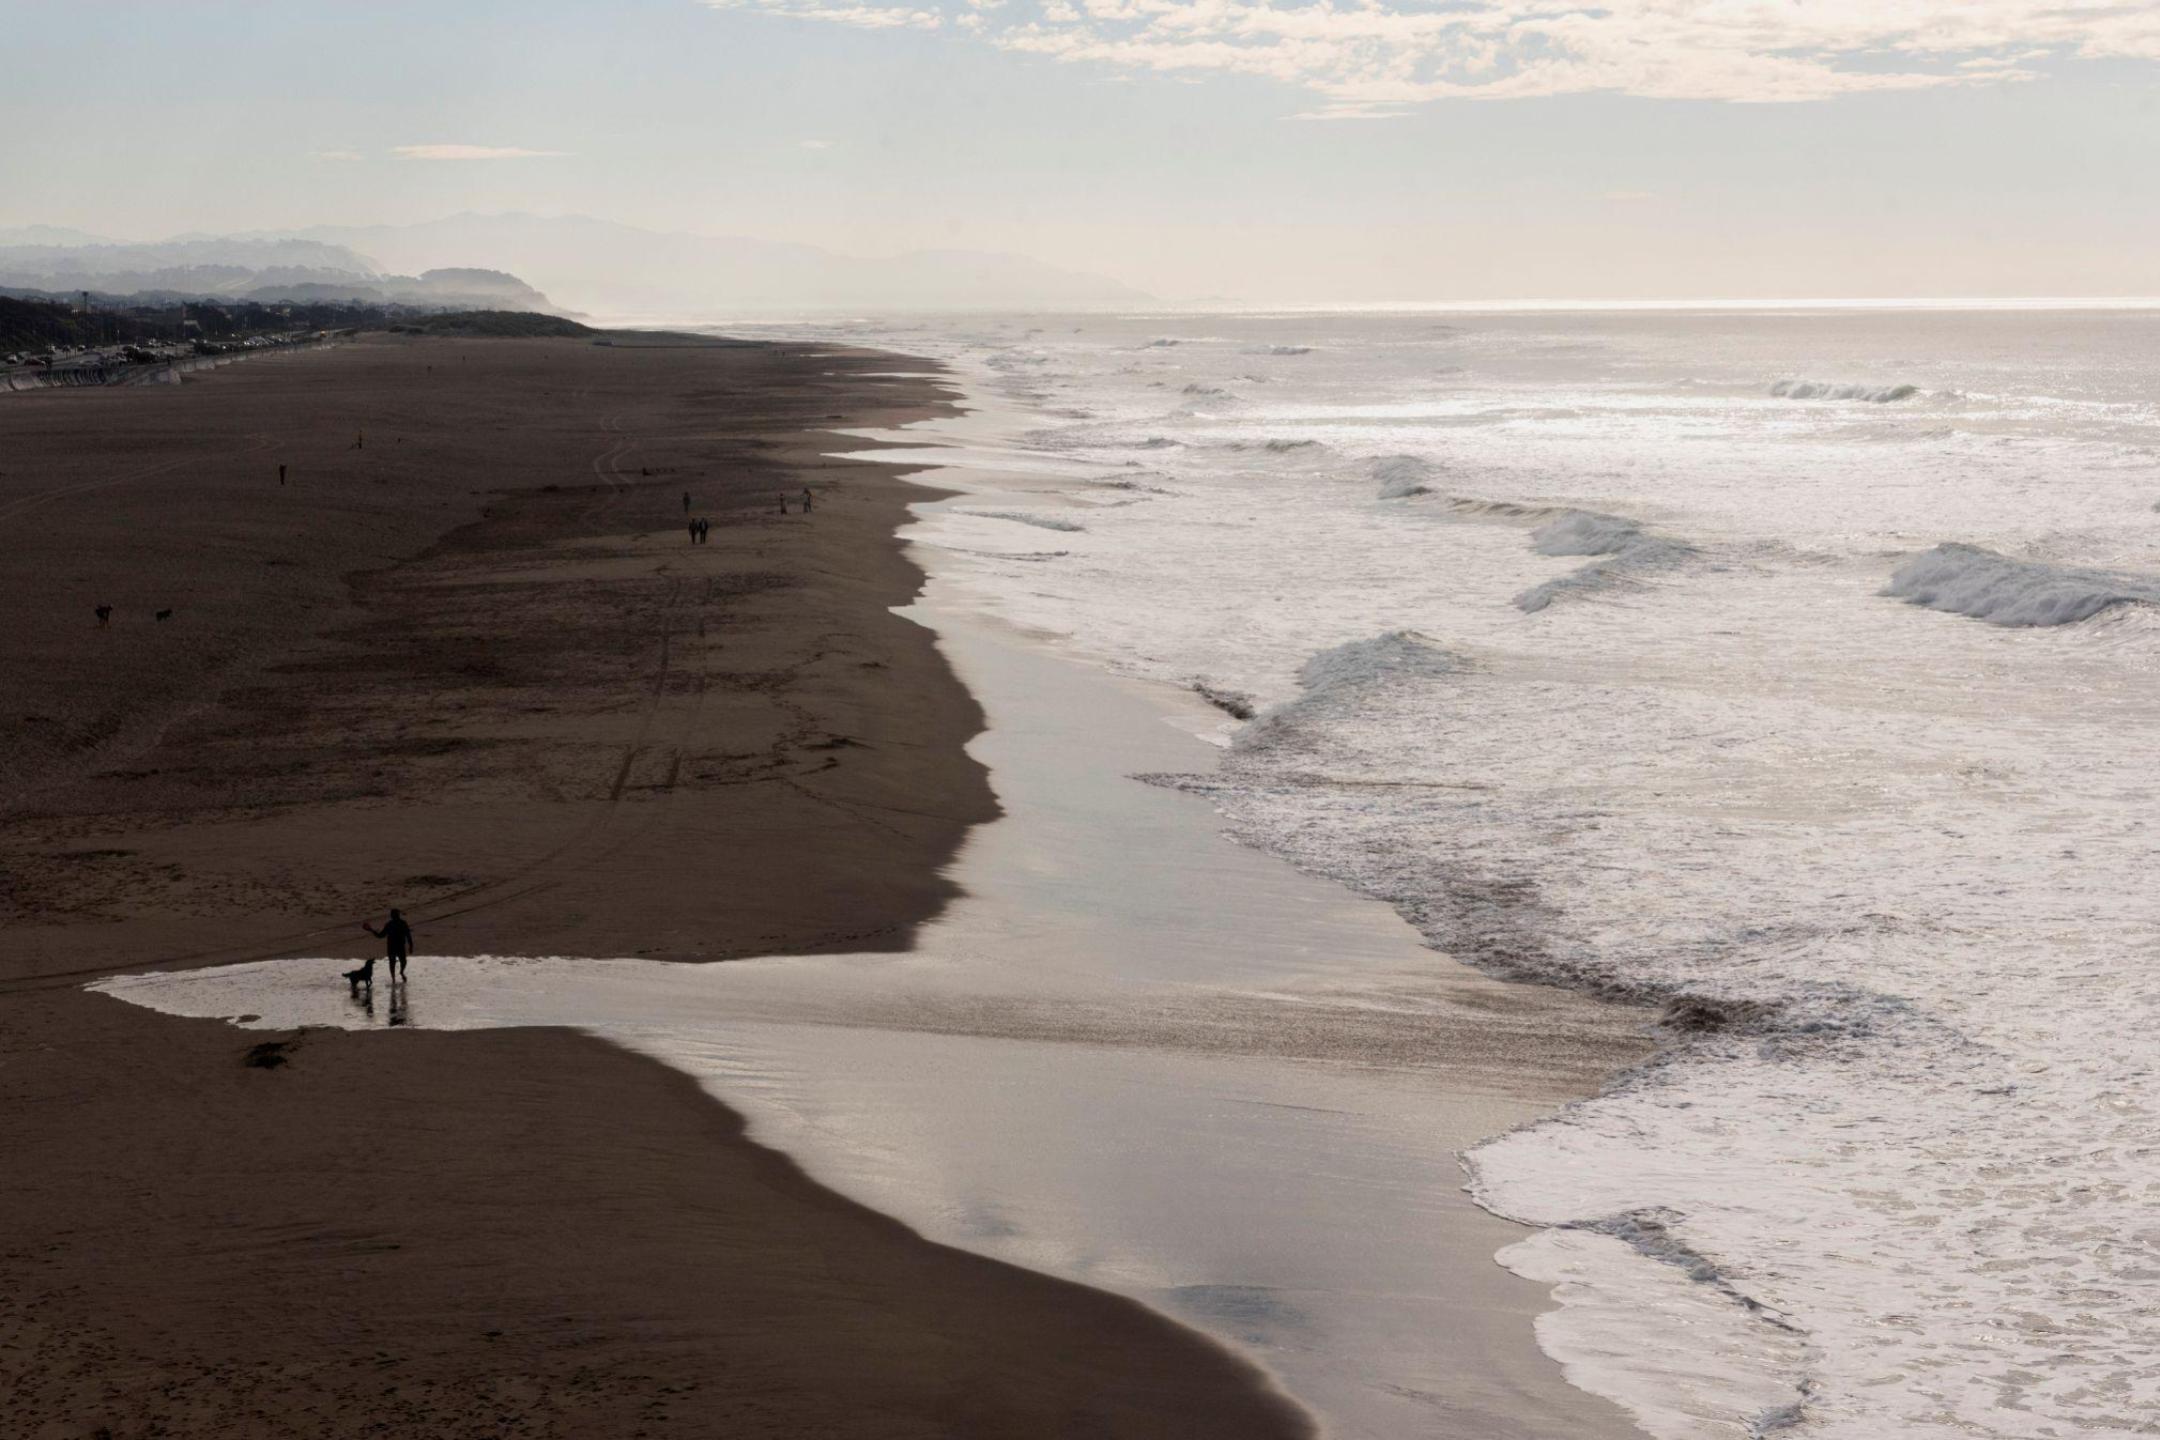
<box><xmin>2</xmin><ymin>220</ymin><xmax>1141</xmax><ymax>319</ymax></box>
<box><xmin>395</xmin><ymin>309</ymin><xmax>592</xmax><ymax>337</ymax></box>
<box><xmin>0</xmin><ymin>292</ymin><xmax>583</xmax><ymax>353</ymax></box>
<box><xmin>284</xmin><ymin>212</ymin><xmax>1152</xmax><ymax>316</ymax></box>
<box><xmin>0</xmin><ymin>236</ymin><xmax>562</xmax><ymax>313</ymax></box>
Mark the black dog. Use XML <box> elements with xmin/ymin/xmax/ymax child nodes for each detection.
<box><xmin>154</xmin><ymin>608</ymin><xmax>174</xmax><ymax>622</ymax></box>
<box><xmin>344</xmin><ymin>956</ymin><xmax>376</xmax><ymax>995</ymax></box>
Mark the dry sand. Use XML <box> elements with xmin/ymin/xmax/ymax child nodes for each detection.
<box><xmin>0</xmin><ymin>334</ymin><xmax>1312</xmax><ymax>1439</ymax></box>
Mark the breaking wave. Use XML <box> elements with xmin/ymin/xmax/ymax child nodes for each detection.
<box><xmin>942</xmin><ymin>547</ymin><xmax>1071</xmax><ymax>563</ymax></box>
<box><xmin>1375</xmin><ymin>464</ymin><xmax>1585</xmax><ymax>521</ymax></box>
<box><xmin>964</xmin><ymin>510</ymin><xmax>1088</xmax><ymax>534</ymax></box>
<box><xmin>1191</xmin><ymin>682</ymin><xmax>1257</xmax><ymax>720</ymax></box>
<box><xmin>1883</xmin><ymin>543</ymin><xmax>2160</xmax><ymax>626</ymax></box>
<box><xmin>1770</xmin><ymin>379</ymin><xmax>1920</xmax><ymax>403</ymax></box>
<box><xmin>1517</xmin><ymin>512</ymin><xmax>1696</xmax><ymax>613</ymax></box>
<box><xmin>1233</xmin><ymin>632</ymin><xmax>1467</xmax><ymax>762</ymax></box>
<box><xmin>1530</xmin><ymin>511</ymin><xmax>1657</xmax><ymax>558</ymax></box>
<box><xmin>1372</xmin><ymin>454</ymin><xmax>1439</xmax><ymax>499</ymax></box>
<box><xmin>1444</xmin><ymin>495</ymin><xmax>1570</xmax><ymax>521</ymax></box>
<box><xmin>1215</xmin><ymin>437</ymin><xmax>1328</xmax><ymax>457</ymax></box>
<box><xmin>1295</xmin><ymin>630</ymin><xmax>1464</xmax><ymax>695</ymax></box>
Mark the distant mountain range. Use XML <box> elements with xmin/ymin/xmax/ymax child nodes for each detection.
<box><xmin>0</xmin><ymin>234</ymin><xmax>556</xmax><ymax>311</ymax></box>
<box><xmin>0</xmin><ymin>215</ymin><xmax>1150</xmax><ymax>318</ymax></box>
<box><xmin>265</xmin><ymin>213</ymin><xmax>1151</xmax><ymax>318</ymax></box>
<box><xmin>0</xmin><ymin>225</ymin><xmax>117</xmax><ymax>248</ymax></box>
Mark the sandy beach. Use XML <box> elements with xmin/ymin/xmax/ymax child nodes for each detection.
<box><xmin>0</xmin><ymin>335</ymin><xmax>1312</xmax><ymax>1439</ymax></box>
<box><xmin>13</xmin><ymin>5</ymin><xmax>2145</xmax><ymax>1433</ymax></box>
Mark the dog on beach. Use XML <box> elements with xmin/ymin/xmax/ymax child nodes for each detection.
<box><xmin>344</xmin><ymin>956</ymin><xmax>376</xmax><ymax>995</ymax></box>
<box><xmin>94</xmin><ymin>604</ymin><xmax>112</xmax><ymax>627</ymax></box>
<box><xmin>154</xmin><ymin>608</ymin><xmax>173</xmax><ymax>621</ymax></box>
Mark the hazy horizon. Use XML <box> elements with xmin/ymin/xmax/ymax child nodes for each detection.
<box><xmin>7</xmin><ymin>1</ymin><xmax>2159</xmax><ymax>308</ymax></box>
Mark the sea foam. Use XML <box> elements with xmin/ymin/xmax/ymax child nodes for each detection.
<box><xmin>863</xmin><ymin>307</ymin><xmax>2160</xmax><ymax>1440</ymax></box>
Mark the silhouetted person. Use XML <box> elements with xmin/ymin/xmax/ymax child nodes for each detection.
<box><xmin>699</xmin><ymin>518</ymin><xmax>710</xmax><ymax>543</ymax></box>
<box><xmin>801</xmin><ymin>488</ymin><xmax>814</xmax><ymax>513</ymax></box>
<box><xmin>278</xmin><ymin>463</ymin><xmax>287</xmax><ymax>486</ymax></box>
<box><xmin>688</xmin><ymin>519</ymin><xmax>700</xmax><ymax>545</ymax></box>
<box><xmin>682</xmin><ymin>491</ymin><xmax>691</xmax><ymax>513</ymax></box>
<box><xmin>778</xmin><ymin>493</ymin><xmax>788</xmax><ymax>515</ymax></box>
<box><xmin>355</xmin><ymin>430</ymin><xmax>364</xmax><ymax>451</ymax></box>
<box><xmin>94</xmin><ymin>604</ymin><xmax>111</xmax><ymax>628</ymax></box>
<box><xmin>363</xmin><ymin>908</ymin><xmax>415</xmax><ymax>981</ymax></box>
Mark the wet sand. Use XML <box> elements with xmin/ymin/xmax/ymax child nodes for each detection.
<box><xmin>0</xmin><ymin>336</ymin><xmax>1310</xmax><ymax>1438</ymax></box>
<box><xmin>100</xmin><ymin>606</ymin><xmax>1656</xmax><ymax>1439</ymax></box>
<box><xmin>81</xmin><ymin>390</ymin><xmax>1658</xmax><ymax>1436</ymax></box>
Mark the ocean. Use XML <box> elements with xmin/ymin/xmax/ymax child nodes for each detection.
<box><xmin>756</xmin><ymin>306</ymin><xmax>2160</xmax><ymax>1438</ymax></box>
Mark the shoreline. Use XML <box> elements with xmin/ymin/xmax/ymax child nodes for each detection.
<box><xmin>91</xmin><ymin>605</ymin><xmax>1655</xmax><ymax>1440</ymax></box>
<box><xmin>0</xmin><ymin>334</ymin><xmax>1310</xmax><ymax>1438</ymax></box>
<box><xmin>88</xmin><ymin>366</ymin><xmax>1657</xmax><ymax>1437</ymax></box>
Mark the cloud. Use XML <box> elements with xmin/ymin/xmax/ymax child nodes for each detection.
<box><xmin>1290</xmin><ymin>103</ymin><xmax>1411</xmax><ymax>120</ymax></box>
<box><xmin>702</xmin><ymin>0</ymin><xmax>942</xmax><ymax>29</ymax></box>
<box><xmin>696</xmin><ymin>0</ymin><xmax>2160</xmax><ymax>107</ymax></box>
<box><xmin>392</xmin><ymin>144</ymin><xmax>569</xmax><ymax>161</ymax></box>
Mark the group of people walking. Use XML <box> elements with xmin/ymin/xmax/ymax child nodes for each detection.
<box><xmin>683</xmin><ymin>487</ymin><xmax>819</xmax><ymax>539</ymax></box>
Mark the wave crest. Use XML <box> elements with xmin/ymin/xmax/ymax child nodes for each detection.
<box><xmin>1770</xmin><ymin>379</ymin><xmax>1919</xmax><ymax>403</ymax></box>
<box><xmin>1884</xmin><ymin>543</ymin><xmax>2159</xmax><ymax>626</ymax></box>
<box><xmin>964</xmin><ymin>510</ymin><xmax>1087</xmax><ymax>534</ymax></box>
<box><xmin>1296</xmin><ymin>631</ymin><xmax>1464</xmax><ymax>694</ymax></box>
<box><xmin>1373</xmin><ymin>455</ymin><xmax>1439</xmax><ymax>499</ymax></box>
<box><xmin>1531</xmin><ymin>512</ymin><xmax>1651</xmax><ymax>557</ymax></box>
<box><xmin>1517</xmin><ymin>512</ymin><xmax>1696</xmax><ymax>613</ymax></box>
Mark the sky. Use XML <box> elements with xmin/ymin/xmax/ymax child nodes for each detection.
<box><xmin>5</xmin><ymin>0</ymin><xmax>2160</xmax><ymax>303</ymax></box>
